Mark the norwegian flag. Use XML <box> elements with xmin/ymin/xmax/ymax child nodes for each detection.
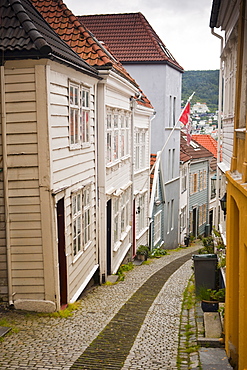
<box><xmin>180</xmin><ymin>101</ymin><xmax>192</xmax><ymax>145</ymax></box>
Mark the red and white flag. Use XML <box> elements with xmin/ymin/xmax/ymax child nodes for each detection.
<box><xmin>179</xmin><ymin>101</ymin><xmax>192</xmax><ymax>145</ymax></box>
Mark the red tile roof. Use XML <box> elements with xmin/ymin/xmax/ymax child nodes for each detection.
<box><xmin>31</xmin><ymin>0</ymin><xmax>153</xmax><ymax>109</ymax></box>
<box><xmin>78</xmin><ymin>13</ymin><xmax>183</xmax><ymax>71</ymax></box>
<box><xmin>192</xmin><ymin>135</ymin><xmax>218</xmax><ymax>158</ymax></box>
<box><xmin>150</xmin><ymin>153</ymin><xmax>157</xmax><ymax>194</ymax></box>
<box><xmin>1</xmin><ymin>0</ymin><xmax>98</xmax><ymax>77</ymax></box>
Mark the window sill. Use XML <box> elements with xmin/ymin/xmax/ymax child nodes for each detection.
<box><xmin>136</xmin><ymin>226</ymin><xmax>149</xmax><ymax>240</ymax></box>
<box><xmin>113</xmin><ymin>241</ymin><xmax>121</xmax><ymax>252</ymax></box>
<box><xmin>72</xmin><ymin>249</ymin><xmax>84</xmax><ymax>264</ymax></box>
<box><xmin>120</xmin><ymin>225</ymin><xmax>131</xmax><ymax>242</ymax></box>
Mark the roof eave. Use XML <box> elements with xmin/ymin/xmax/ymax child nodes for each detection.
<box><xmin>210</xmin><ymin>0</ymin><xmax>222</xmax><ymax>28</ymax></box>
<box><xmin>123</xmin><ymin>59</ymin><xmax>184</xmax><ymax>72</ymax></box>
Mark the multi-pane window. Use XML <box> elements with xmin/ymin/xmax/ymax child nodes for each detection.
<box><xmin>114</xmin><ymin>188</ymin><xmax>130</xmax><ymax>245</ymax></box>
<box><xmin>169</xmin><ymin>95</ymin><xmax>177</xmax><ymax>127</ymax></box>
<box><xmin>190</xmin><ymin>173</ymin><xmax>198</xmax><ymax>195</ymax></box>
<box><xmin>166</xmin><ymin>200</ymin><xmax>174</xmax><ymax>233</ymax></box>
<box><xmin>69</xmin><ymin>83</ymin><xmax>90</xmax><ymax>147</ymax></box>
<box><xmin>138</xmin><ymin>194</ymin><xmax>145</xmax><ymax>232</ymax></box>
<box><xmin>72</xmin><ymin>186</ymin><xmax>91</xmax><ymax>257</ymax></box>
<box><xmin>114</xmin><ymin>198</ymin><xmax>120</xmax><ymax>243</ymax></box>
<box><xmin>106</xmin><ymin>110</ymin><xmax>130</xmax><ymax>163</ymax></box>
<box><xmin>154</xmin><ymin>211</ymin><xmax>162</xmax><ymax>245</ymax></box>
<box><xmin>180</xmin><ymin>206</ymin><xmax>187</xmax><ymax>231</ymax></box>
<box><xmin>135</xmin><ymin>129</ymin><xmax>147</xmax><ymax>170</ymax></box>
<box><xmin>181</xmin><ymin>166</ymin><xmax>187</xmax><ymax>193</ymax></box>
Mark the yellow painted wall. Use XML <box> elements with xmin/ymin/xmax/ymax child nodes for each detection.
<box><xmin>225</xmin><ymin>172</ymin><xmax>247</xmax><ymax>370</ymax></box>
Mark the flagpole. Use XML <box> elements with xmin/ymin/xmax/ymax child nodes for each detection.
<box><xmin>148</xmin><ymin>91</ymin><xmax>195</xmax><ymax>177</ymax></box>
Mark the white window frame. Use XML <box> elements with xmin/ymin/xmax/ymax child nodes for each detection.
<box><xmin>106</xmin><ymin>109</ymin><xmax>130</xmax><ymax>164</ymax></box>
<box><xmin>72</xmin><ymin>185</ymin><xmax>92</xmax><ymax>258</ymax></box>
<box><xmin>135</xmin><ymin>129</ymin><xmax>147</xmax><ymax>171</ymax></box>
<box><xmin>138</xmin><ymin>194</ymin><xmax>146</xmax><ymax>232</ymax></box>
<box><xmin>69</xmin><ymin>82</ymin><xmax>90</xmax><ymax>149</ymax></box>
<box><xmin>154</xmin><ymin>210</ymin><xmax>162</xmax><ymax>245</ymax></box>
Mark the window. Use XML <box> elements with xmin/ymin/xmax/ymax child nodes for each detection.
<box><xmin>120</xmin><ymin>188</ymin><xmax>130</xmax><ymax>235</ymax></box>
<box><xmin>171</xmin><ymin>199</ymin><xmax>174</xmax><ymax>230</ymax></box>
<box><xmin>181</xmin><ymin>167</ymin><xmax>187</xmax><ymax>193</ymax></box>
<box><xmin>114</xmin><ymin>188</ymin><xmax>131</xmax><ymax>246</ymax></box>
<box><xmin>180</xmin><ymin>206</ymin><xmax>187</xmax><ymax>231</ymax></box>
<box><xmin>190</xmin><ymin>173</ymin><xmax>198</xmax><ymax>195</ymax></box>
<box><xmin>203</xmin><ymin>169</ymin><xmax>207</xmax><ymax>189</ymax></box>
<box><xmin>202</xmin><ymin>204</ymin><xmax>207</xmax><ymax>224</ymax></box>
<box><xmin>113</xmin><ymin>114</ymin><xmax>119</xmax><ymax>160</ymax></box>
<box><xmin>135</xmin><ymin>129</ymin><xmax>147</xmax><ymax>170</ymax></box>
<box><xmin>138</xmin><ymin>194</ymin><xmax>145</xmax><ymax>232</ymax></box>
<box><xmin>169</xmin><ymin>95</ymin><xmax>177</xmax><ymax>127</ymax></box>
<box><xmin>72</xmin><ymin>186</ymin><xmax>91</xmax><ymax>256</ymax></box>
<box><xmin>69</xmin><ymin>83</ymin><xmax>90</xmax><ymax>147</ymax></box>
<box><xmin>106</xmin><ymin>109</ymin><xmax>130</xmax><ymax>163</ymax></box>
<box><xmin>154</xmin><ymin>211</ymin><xmax>162</xmax><ymax>245</ymax></box>
<box><xmin>114</xmin><ymin>198</ymin><xmax>120</xmax><ymax>244</ymax></box>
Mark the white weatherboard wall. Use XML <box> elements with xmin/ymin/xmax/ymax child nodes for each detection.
<box><xmin>102</xmin><ymin>71</ymin><xmax>136</xmax><ymax>275</ymax></box>
<box><xmin>49</xmin><ymin>62</ymin><xmax>98</xmax><ymax>304</ymax></box>
<box><xmin>2</xmin><ymin>59</ymin><xmax>98</xmax><ymax>311</ymax></box>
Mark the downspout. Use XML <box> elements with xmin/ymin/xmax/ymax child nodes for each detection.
<box><xmin>130</xmin><ymin>97</ymin><xmax>136</xmax><ymax>256</ymax></box>
<box><xmin>0</xmin><ymin>66</ymin><xmax>12</xmax><ymax>305</ymax></box>
<box><xmin>211</xmin><ymin>28</ymin><xmax>223</xmax><ymax>230</ymax></box>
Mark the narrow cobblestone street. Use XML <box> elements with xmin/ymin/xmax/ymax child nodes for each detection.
<box><xmin>0</xmin><ymin>244</ymin><xmax>200</xmax><ymax>370</ymax></box>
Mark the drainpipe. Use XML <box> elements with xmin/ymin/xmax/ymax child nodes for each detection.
<box><xmin>130</xmin><ymin>97</ymin><xmax>136</xmax><ymax>256</ymax></box>
<box><xmin>211</xmin><ymin>28</ymin><xmax>223</xmax><ymax>230</ymax></box>
<box><xmin>1</xmin><ymin>66</ymin><xmax>12</xmax><ymax>305</ymax></box>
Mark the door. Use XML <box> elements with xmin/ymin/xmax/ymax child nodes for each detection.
<box><xmin>106</xmin><ymin>199</ymin><xmax>112</xmax><ymax>276</ymax></box>
<box><xmin>209</xmin><ymin>210</ymin><xmax>213</xmax><ymax>234</ymax></box>
<box><xmin>57</xmin><ymin>198</ymin><xmax>67</xmax><ymax>307</ymax></box>
<box><xmin>192</xmin><ymin>207</ymin><xmax>197</xmax><ymax>237</ymax></box>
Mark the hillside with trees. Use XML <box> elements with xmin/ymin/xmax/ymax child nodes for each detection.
<box><xmin>182</xmin><ymin>70</ymin><xmax>219</xmax><ymax>112</ymax></box>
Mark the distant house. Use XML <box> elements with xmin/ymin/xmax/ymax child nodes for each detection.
<box><xmin>180</xmin><ymin>134</ymin><xmax>214</xmax><ymax>237</ymax></box>
<box><xmin>0</xmin><ymin>0</ymin><xmax>100</xmax><ymax>311</ymax></box>
<box><xmin>79</xmin><ymin>12</ymin><xmax>184</xmax><ymax>249</ymax></box>
<box><xmin>191</xmin><ymin>102</ymin><xmax>210</xmax><ymax>114</ymax></box>
<box><xmin>149</xmin><ymin>153</ymin><xmax>166</xmax><ymax>249</ymax></box>
<box><xmin>192</xmin><ymin>135</ymin><xmax>218</xmax><ymax>233</ymax></box>
<box><xmin>32</xmin><ymin>1</ymin><xmax>154</xmax><ymax>278</ymax></box>
<box><xmin>179</xmin><ymin>139</ymin><xmax>191</xmax><ymax>245</ymax></box>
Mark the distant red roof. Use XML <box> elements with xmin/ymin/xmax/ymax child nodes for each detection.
<box><xmin>78</xmin><ymin>13</ymin><xmax>183</xmax><ymax>71</ymax></box>
<box><xmin>150</xmin><ymin>154</ymin><xmax>157</xmax><ymax>195</ymax></box>
<box><xmin>192</xmin><ymin>134</ymin><xmax>220</xmax><ymax>159</ymax></box>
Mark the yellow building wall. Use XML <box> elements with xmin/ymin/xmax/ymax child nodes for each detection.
<box><xmin>225</xmin><ymin>172</ymin><xmax>247</xmax><ymax>370</ymax></box>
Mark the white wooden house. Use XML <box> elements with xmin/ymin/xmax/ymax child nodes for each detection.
<box><xmin>79</xmin><ymin>12</ymin><xmax>184</xmax><ymax>250</ymax></box>
<box><xmin>0</xmin><ymin>0</ymin><xmax>100</xmax><ymax>311</ymax></box>
<box><xmin>32</xmin><ymin>0</ymin><xmax>154</xmax><ymax>280</ymax></box>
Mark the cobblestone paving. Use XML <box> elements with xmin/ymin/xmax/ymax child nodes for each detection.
<box><xmin>0</xmin><ymin>244</ymin><xmax>199</xmax><ymax>370</ymax></box>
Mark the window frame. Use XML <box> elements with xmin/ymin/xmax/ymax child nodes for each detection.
<box><xmin>69</xmin><ymin>82</ymin><xmax>91</xmax><ymax>149</ymax></box>
<box><xmin>72</xmin><ymin>185</ymin><xmax>92</xmax><ymax>258</ymax></box>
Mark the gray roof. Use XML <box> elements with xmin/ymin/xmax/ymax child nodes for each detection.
<box><xmin>0</xmin><ymin>0</ymin><xmax>99</xmax><ymax>78</ymax></box>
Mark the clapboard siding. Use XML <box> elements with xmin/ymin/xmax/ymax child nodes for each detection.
<box><xmin>4</xmin><ymin>66</ymin><xmax>44</xmax><ymax>300</ymax></box>
<box><xmin>0</xmin><ymin>80</ymin><xmax>6</xmax><ymax>296</ymax></box>
<box><xmin>50</xmin><ymin>67</ymin><xmax>98</xmax><ymax>303</ymax></box>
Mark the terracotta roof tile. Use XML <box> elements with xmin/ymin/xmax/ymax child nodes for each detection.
<box><xmin>78</xmin><ymin>13</ymin><xmax>183</xmax><ymax>71</ymax></box>
<box><xmin>1</xmin><ymin>0</ymin><xmax>98</xmax><ymax>77</ymax></box>
<box><xmin>150</xmin><ymin>154</ymin><xmax>157</xmax><ymax>195</ymax></box>
<box><xmin>30</xmin><ymin>0</ymin><xmax>153</xmax><ymax>109</ymax></box>
<box><xmin>192</xmin><ymin>134</ymin><xmax>218</xmax><ymax>158</ymax></box>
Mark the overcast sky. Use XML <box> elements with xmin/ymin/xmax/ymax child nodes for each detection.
<box><xmin>65</xmin><ymin>0</ymin><xmax>222</xmax><ymax>71</ymax></box>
